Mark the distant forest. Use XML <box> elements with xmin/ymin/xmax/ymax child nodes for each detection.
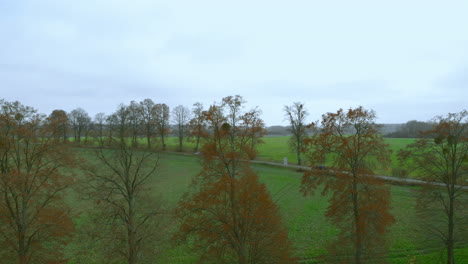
<box><xmin>266</xmin><ymin>121</ymin><xmax>433</xmax><ymax>138</ymax></box>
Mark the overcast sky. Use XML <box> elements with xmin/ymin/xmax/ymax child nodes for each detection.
<box><xmin>1</xmin><ymin>0</ymin><xmax>467</xmax><ymax>125</ymax></box>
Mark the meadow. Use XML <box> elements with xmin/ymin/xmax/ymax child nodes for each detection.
<box><xmin>65</xmin><ymin>149</ymin><xmax>467</xmax><ymax>263</ymax></box>
<box><xmin>79</xmin><ymin>136</ymin><xmax>415</xmax><ymax>172</ymax></box>
<box><xmin>162</xmin><ymin>136</ymin><xmax>415</xmax><ymax>176</ymax></box>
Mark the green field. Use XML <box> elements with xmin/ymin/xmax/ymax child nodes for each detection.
<box><xmin>74</xmin><ymin>136</ymin><xmax>416</xmax><ymax>174</ymax></box>
<box><xmin>65</xmin><ymin>149</ymin><xmax>467</xmax><ymax>263</ymax></box>
<box><xmin>161</xmin><ymin>136</ymin><xmax>416</xmax><ymax>177</ymax></box>
<box><xmin>257</xmin><ymin>137</ymin><xmax>415</xmax><ymax>165</ymax></box>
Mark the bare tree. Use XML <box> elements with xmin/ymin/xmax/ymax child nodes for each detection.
<box><xmin>284</xmin><ymin>102</ymin><xmax>308</xmax><ymax>165</ymax></box>
<box><xmin>189</xmin><ymin>102</ymin><xmax>205</xmax><ymax>152</ymax></box>
<box><xmin>69</xmin><ymin>108</ymin><xmax>91</xmax><ymax>144</ymax></box>
<box><xmin>94</xmin><ymin>112</ymin><xmax>107</xmax><ymax>145</ymax></box>
<box><xmin>106</xmin><ymin>113</ymin><xmax>118</xmax><ymax>145</ymax></box>
<box><xmin>128</xmin><ymin>101</ymin><xmax>142</xmax><ymax>147</ymax></box>
<box><xmin>155</xmin><ymin>103</ymin><xmax>170</xmax><ymax>150</ymax></box>
<box><xmin>172</xmin><ymin>105</ymin><xmax>191</xmax><ymax>152</ymax></box>
<box><xmin>83</xmin><ymin>103</ymin><xmax>166</xmax><ymax>264</ymax></box>
<box><xmin>139</xmin><ymin>98</ymin><xmax>156</xmax><ymax>149</ymax></box>
<box><xmin>82</xmin><ymin>114</ymin><xmax>92</xmax><ymax>144</ymax></box>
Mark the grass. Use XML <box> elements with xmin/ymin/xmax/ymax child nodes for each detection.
<box><xmin>257</xmin><ymin>136</ymin><xmax>296</xmax><ymax>163</ymax></box>
<box><xmin>257</xmin><ymin>136</ymin><xmax>416</xmax><ymax>164</ymax></box>
<box><xmin>72</xmin><ymin>136</ymin><xmax>416</xmax><ymax>177</ymax></box>
<box><xmin>257</xmin><ymin>136</ymin><xmax>416</xmax><ymax>176</ymax></box>
<box><xmin>65</xmin><ymin>149</ymin><xmax>467</xmax><ymax>263</ymax></box>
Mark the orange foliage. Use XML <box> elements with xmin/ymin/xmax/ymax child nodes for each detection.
<box><xmin>187</xmin><ymin>102</ymin><xmax>206</xmax><ymax>152</ymax></box>
<box><xmin>48</xmin><ymin>109</ymin><xmax>69</xmax><ymax>142</ymax></box>
<box><xmin>301</xmin><ymin>106</ymin><xmax>394</xmax><ymax>264</ymax></box>
<box><xmin>175</xmin><ymin>170</ymin><xmax>295</xmax><ymax>264</ymax></box>
<box><xmin>174</xmin><ymin>96</ymin><xmax>295</xmax><ymax>263</ymax></box>
<box><xmin>0</xmin><ymin>100</ymin><xmax>75</xmax><ymax>264</ymax></box>
<box><xmin>398</xmin><ymin>110</ymin><xmax>468</xmax><ymax>264</ymax></box>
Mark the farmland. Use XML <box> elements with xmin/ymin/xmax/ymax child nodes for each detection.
<box><xmin>159</xmin><ymin>136</ymin><xmax>415</xmax><ymax>176</ymax></box>
<box><xmin>64</xmin><ymin>148</ymin><xmax>467</xmax><ymax>263</ymax></box>
<box><xmin>4</xmin><ymin>2</ymin><xmax>468</xmax><ymax>263</ymax></box>
<box><xmin>2</xmin><ymin>95</ymin><xmax>466</xmax><ymax>264</ymax></box>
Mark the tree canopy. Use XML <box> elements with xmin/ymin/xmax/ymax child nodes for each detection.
<box><xmin>302</xmin><ymin>106</ymin><xmax>395</xmax><ymax>263</ymax></box>
<box><xmin>174</xmin><ymin>95</ymin><xmax>295</xmax><ymax>264</ymax></box>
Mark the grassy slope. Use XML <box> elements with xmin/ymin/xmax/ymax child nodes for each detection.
<box><xmin>66</xmin><ymin>150</ymin><xmax>467</xmax><ymax>263</ymax></box>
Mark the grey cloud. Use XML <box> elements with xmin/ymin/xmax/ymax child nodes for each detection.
<box><xmin>1</xmin><ymin>0</ymin><xmax>467</xmax><ymax>126</ymax></box>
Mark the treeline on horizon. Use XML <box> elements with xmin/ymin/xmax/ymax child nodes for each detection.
<box><xmin>1</xmin><ymin>97</ymin><xmax>438</xmax><ymax>142</ymax></box>
<box><xmin>0</xmin><ymin>96</ymin><xmax>466</xmax><ymax>264</ymax></box>
<box><xmin>268</xmin><ymin>121</ymin><xmax>433</xmax><ymax>137</ymax></box>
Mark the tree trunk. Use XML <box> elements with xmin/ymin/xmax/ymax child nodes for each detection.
<box><xmin>63</xmin><ymin>125</ymin><xmax>67</xmax><ymax>142</ymax></box>
<box><xmin>296</xmin><ymin>146</ymin><xmax>302</xmax><ymax>165</ymax></box>
<box><xmin>296</xmin><ymin>134</ymin><xmax>302</xmax><ymax>165</ymax></box>
<box><xmin>178</xmin><ymin>125</ymin><xmax>183</xmax><ymax>152</ymax></box>
<box><xmin>146</xmin><ymin>126</ymin><xmax>151</xmax><ymax>149</ymax></box>
<box><xmin>108</xmin><ymin>129</ymin><xmax>113</xmax><ymax>145</ymax></box>
<box><xmin>127</xmin><ymin>195</ymin><xmax>137</xmax><ymax>264</ymax></box>
<box><xmin>19</xmin><ymin>254</ymin><xmax>28</xmax><ymax>264</ymax></box>
<box><xmin>447</xmin><ymin>191</ymin><xmax>455</xmax><ymax>264</ymax></box>
<box><xmin>18</xmin><ymin>201</ymin><xmax>28</xmax><ymax>264</ymax></box>
<box><xmin>98</xmin><ymin>127</ymin><xmax>103</xmax><ymax>145</ymax></box>
<box><xmin>18</xmin><ymin>236</ymin><xmax>27</xmax><ymax>264</ymax></box>
<box><xmin>238</xmin><ymin>245</ymin><xmax>247</xmax><ymax>264</ymax></box>
<box><xmin>229</xmin><ymin>180</ymin><xmax>246</xmax><ymax>264</ymax></box>
<box><xmin>77</xmin><ymin>127</ymin><xmax>81</xmax><ymax>143</ymax></box>
<box><xmin>179</xmin><ymin>136</ymin><xmax>183</xmax><ymax>152</ymax></box>
<box><xmin>352</xmin><ymin>174</ymin><xmax>362</xmax><ymax>264</ymax></box>
<box><xmin>194</xmin><ymin>135</ymin><xmax>200</xmax><ymax>152</ymax></box>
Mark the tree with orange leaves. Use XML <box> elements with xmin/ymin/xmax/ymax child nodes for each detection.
<box><xmin>301</xmin><ymin>106</ymin><xmax>394</xmax><ymax>264</ymax></box>
<box><xmin>243</xmin><ymin>107</ymin><xmax>266</xmax><ymax>159</ymax></box>
<box><xmin>48</xmin><ymin>109</ymin><xmax>69</xmax><ymax>142</ymax></box>
<box><xmin>398</xmin><ymin>110</ymin><xmax>468</xmax><ymax>264</ymax></box>
<box><xmin>0</xmin><ymin>100</ymin><xmax>75</xmax><ymax>264</ymax></box>
<box><xmin>175</xmin><ymin>95</ymin><xmax>296</xmax><ymax>264</ymax></box>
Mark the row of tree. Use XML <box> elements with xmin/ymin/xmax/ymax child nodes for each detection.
<box><xmin>48</xmin><ymin>99</ymin><xmax>267</xmax><ymax>159</ymax></box>
<box><xmin>48</xmin><ymin>99</ymin><xmax>200</xmax><ymax>152</ymax></box>
<box><xmin>0</xmin><ymin>97</ymin><xmax>466</xmax><ymax>263</ymax></box>
<box><xmin>0</xmin><ymin>97</ymin><xmax>273</xmax><ymax>264</ymax></box>
<box><xmin>0</xmin><ymin>98</ymin><xmax>175</xmax><ymax>264</ymax></box>
<box><xmin>48</xmin><ymin>100</ymin><xmax>437</xmax><ymax>165</ymax></box>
